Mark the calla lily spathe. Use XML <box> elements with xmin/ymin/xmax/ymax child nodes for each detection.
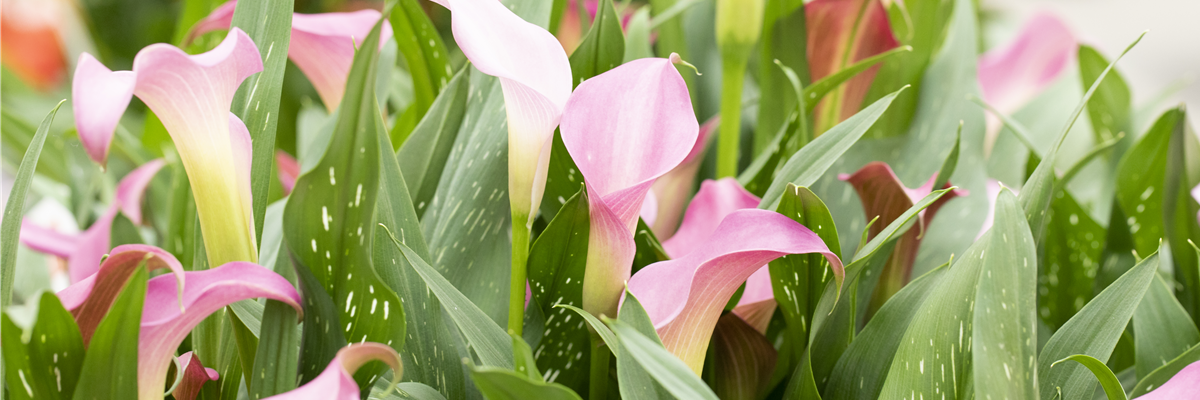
<box><xmin>21</xmin><ymin>160</ymin><xmax>164</xmax><ymax>283</ymax></box>
<box><xmin>807</xmin><ymin>0</ymin><xmax>899</xmax><ymax>133</ymax></box>
<box><xmin>72</xmin><ymin>29</ymin><xmax>261</xmax><ymax>267</ymax></box>
<box><xmin>172</xmin><ymin>352</ymin><xmax>219</xmax><ymax>400</ymax></box>
<box><xmin>426</xmin><ymin>0</ymin><xmax>572</xmax><ymax>227</ymax></box>
<box><xmin>54</xmin><ymin>245</ymin><xmax>301</xmax><ymax>400</ymax></box>
<box><xmin>628</xmin><ymin>209</ymin><xmax>843</xmax><ymax>373</ymax></box>
<box><xmin>560</xmin><ymin>56</ymin><xmax>698</xmax><ymax>319</ymax></box>
<box><xmin>188</xmin><ymin>1</ymin><xmax>395</xmax><ymax>110</ymax></box>
<box><xmin>978</xmin><ymin>13</ymin><xmax>1076</xmax><ymax>152</ymax></box>
<box><xmin>263</xmin><ymin>343</ymin><xmax>402</xmax><ymax>400</ymax></box>
<box><xmin>650</xmin><ymin>116</ymin><xmax>719</xmax><ymax>239</ymax></box>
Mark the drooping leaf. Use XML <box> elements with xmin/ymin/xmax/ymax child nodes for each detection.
<box><xmin>2</xmin><ymin>100</ymin><xmax>64</xmax><ymax>309</ymax></box>
<box><xmin>1</xmin><ymin>292</ymin><xmax>85</xmax><ymax>400</ymax></box>
<box><xmin>1052</xmin><ymin>355</ymin><xmax>1127</xmax><ymax>400</ymax></box>
<box><xmin>282</xmin><ymin>19</ymin><xmax>406</xmax><ymax>388</ymax></box>
<box><xmin>1134</xmin><ymin>274</ymin><xmax>1200</xmax><ymax>379</ymax></box>
<box><xmin>1037</xmin><ymin>250</ymin><xmax>1159</xmax><ymax>400</ymax></box>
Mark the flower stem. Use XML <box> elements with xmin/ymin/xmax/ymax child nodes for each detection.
<box><xmin>508</xmin><ymin>212</ymin><xmax>531</xmax><ymax>335</ymax></box>
<box><xmin>717</xmin><ymin>57</ymin><xmax>747</xmax><ymax>178</ymax></box>
<box><xmin>589</xmin><ymin>334</ymin><xmax>611</xmax><ymax>400</ymax></box>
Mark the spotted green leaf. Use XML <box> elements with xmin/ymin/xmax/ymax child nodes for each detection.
<box><xmin>1</xmin><ymin>292</ymin><xmax>85</xmax><ymax>400</ymax></box>
<box><xmin>527</xmin><ymin>187</ymin><xmax>591</xmax><ymax>392</ymax></box>
<box><xmin>768</xmin><ymin>185</ymin><xmax>840</xmax><ymax>361</ymax></box>
<box><xmin>1079</xmin><ymin>45</ymin><xmax>1132</xmax><ymax>145</ymax></box>
<box><xmin>282</xmin><ymin>18</ymin><xmax>406</xmax><ymax>387</ymax></box>
<box><xmin>1040</xmin><ymin>190</ymin><xmax>1106</xmax><ymax>330</ymax></box>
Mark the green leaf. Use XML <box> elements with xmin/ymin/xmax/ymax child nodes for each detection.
<box><xmin>1079</xmin><ymin>45</ymin><xmax>1132</xmax><ymax>145</ymax></box>
<box><xmin>249</xmin><ymin>233</ymin><xmax>302</xmax><ymax>399</ymax></box>
<box><xmin>824</xmin><ymin>262</ymin><xmax>948</xmax><ymax>399</ymax></box>
<box><xmin>1040</xmin><ymin>190</ymin><xmax>1106</xmax><ymax>330</ymax></box>
<box><xmin>527</xmin><ymin>187</ymin><xmax>591</xmax><ymax>392</ymax></box>
<box><xmin>0</xmin><ymin>108</ymin><xmax>70</xmax><ymax>185</ymax></box>
<box><xmin>1052</xmin><ymin>355</ymin><xmax>1128</xmax><ymax>400</ymax></box>
<box><xmin>631</xmin><ymin>219</ymin><xmax>669</xmax><ymax>273</ymax></box>
<box><xmin>1134</xmin><ymin>274</ymin><xmax>1200</xmax><ymax>379</ymax></box>
<box><xmin>622</xmin><ymin>8</ymin><xmax>654</xmax><ymax>62</ymax></box>
<box><xmin>512</xmin><ymin>332</ymin><xmax>542</xmax><ymax>381</ymax></box>
<box><xmin>568</xmin><ymin>0</ymin><xmax>625</xmax><ymax>86</ymax></box>
<box><xmin>541</xmin><ymin>131</ymin><xmax>584</xmax><ymax>223</ymax></box>
<box><xmin>2</xmin><ymin>100</ymin><xmax>63</xmax><ymax>309</ymax></box>
<box><xmin>282</xmin><ymin>19</ymin><xmax>406</xmax><ymax>387</ymax></box>
<box><xmin>389</xmin><ymin>0</ymin><xmax>454</xmax><ymax>143</ymax></box>
<box><xmin>386</xmin><ymin>228</ymin><xmax>515</xmax><ymax>368</ymax></box>
<box><xmin>1</xmin><ymin>292</ymin><xmax>85</xmax><ymax>400</ymax></box>
<box><xmin>72</xmin><ymin>265</ymin><xmax>147</xmax><ymax>400</ymax></box>
<box><xmin>755</xmin><ymin>0</ymin><xmax>807</xmax><ymax>154</ymax></box>
<box><xmin>1130</xmin><ymin>341</ymin><xmax>1200</xmax><ymax>398</ymax></box>
<box><xmin>802</xmin><ymin>46</ymin><xmax>913</xmax><ymax>118</ymax></box>
<box><xmin>607</xmin><ymin>320</ymin><xmax>719</xmax><ymax>400</ymax></box>
<box><xmin>759</xmin><ymin>88</ymin><xmax>906</xmax><ymax>209</ymax></box>
<box><xmin>768</xmin><ymin>185</ymin><xmax>840</xmax><ymax>361</ymax></box>
<box><xmin>1161</xmin><ymin>108</ymin><xmax>1200</xmax><ymax>320</ymax></box>
<box><xmin>1037</xmin><ymin>250</ymin><xmax>1159</xmax><ymax>400</ymax></box>
<box><xmin>370</xmin><ymin>380</ymin><xmax>449</xmax><ymax>399</ymax></box>
<box><xmin>229</xmin><ymin>0</ymin><xmax>294</xmax><ymax>242</ymax></box>
<box><xmin>396</xmin><ymin>67</ymin><xmax>469</xmax><ymax>218</ymax></box>
<box><xmin>711</xmin><ymin>314</ymin><xmax>777</xmax><ymax>400</ymax></box>
<box><xmin>1114</xmin><ymin>109</ymin><xmax>1178</xmax><ymax>268</ymax></box>
<box><xmin>615</xmin><ymin>290</ymin><xmax>671</xmax><ymax>400</ymax></box>
<box><xmin>468</xmin><ymin>365</ymin><xmax>582</xmax><ymax>400</ymax></box>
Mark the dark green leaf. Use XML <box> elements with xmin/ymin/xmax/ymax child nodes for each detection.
<box><xmin>1038</xmin><ymin>250</ymin><xmax>1159</xmax><ymax>400</ymax></box>
<box><xmin>72</xmin><ymin>265</ymin><xmax>147</xmax><ymax>400</ymax></box>
<box><xmin>1040</xmin><ymin>190</ymin><xmax>1106</xmax><ymax>330</ymax></box>
<box><xmin>1134</xmin><ymin>274</ymin><xmax>1199</xmax><ymax>379</ymax></box>
<box><xmin>2</xmin><ymin>100</ymin><xmax>63</xmax><ymax>308</ymax></box>
<box><xmin>389</xmin><ymin>0</ymin><xmax>454</xmax><ymax>143</ymax></box>
<box><xmin>568</xmin><ymin>0</ymin><xmax>624</xmax><ymax>86</ymax></box>
<box><xmin>1052</xmin><ymin>355</ymin><xmax>1128</xmax><ymax>400</ymax></box>
<box><xmin>468</xmin><ymin>365</ymin><xmax>582</xmax><ymax>400</ymax></box>
<box><xmin>396</xmin><ymin>67</ymin><xmax>469</xmax><ymax>219</ymax></box>
<box><xmin>229</xmin><ymin>0</ymin><xmax>294</xmax><ymax>242</ymax></box>
<box><xmin>755</xmin><ymin>0</ymin><xmax>807</xmax><ymax>154</ymax></box>
<box><xmin>768</xmin><ymin>185</ymin><xmax>840</xmax><ymax>361</ymax></box>
<box><xmin>527</xmin><ymin>187</ymin><xmax>591</xmax><ymax>392</ymax></box>
<box><xmin>1</xmin><ymin>292</ymin><xmax>85</xmax><ymax>400</ymax></box>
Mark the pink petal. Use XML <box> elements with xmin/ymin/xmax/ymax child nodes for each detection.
<box><xmin>172</xmin><ymin>352</ymin><xmax>220</xmax><ymax>400</ymax></box>
<box><xmin>839</xmin><ymin>162</ymin><xmax>962</xmax><ymax>306</ymax></box>
<box><xmin>651</xmin><ymin>115</ymin><xmax>720</xmax><ymax>239</ymax></box>
<box><xmin>433</xmin><ymin>0</ymin><xmax>571</xmax><ymax>220</ymax></box>
<box><xmin>276</xmin><ymin>150</ymin><xmax>300</xmax><ymax>195</ymax></box>
<box><xmin>661</xmin><ymin>178</ymin><xmax>760</xmax><ymax>258</ymax></box>
<box><xmin>20</xmin><ymin>222</ymin><xmax>78</xmax><ymax>258</ymax></box>
<box><xmin>978</xmin><ymin>13</ymin><xmax>1076</xmax><ymax>116</ymax></box>
<box><xmin>560</xmin><ymin>57</ymin><xmax>698</xmax><ymax>319</ymax></box>
<box><xmin>806</xmin><ymin>0</ymin><xmax>899</xmax><ymax>124</ymax></box>
<box><xmin>627</xmin><ymin>209</ymin><xmax>843</xmax><ymax>372</ymax></box>
<box><xmin>183</xmin><ymin>1</ymin><xmax>237</xmax><ymax>45</ymax></box>
<box><xmin>139</xmin><ymin>261</ymin><xmax>301</xmax><ymax>400</ymax></box>
<box><xmin>1137</xmin><ymin>360</ymin><xmax>1200</xmax><ymax>399</ymax></box>
<box><xmin>289</xmin><ymin>9</ymin><xmax>394</xmax><ymax>109</ymax></box>
<box><xmin>262</xmin><ymin>343</ymin><xmax>402</xmax><ymax>400</ymax></box>
<box><xmin>640</xmin><ymin>190</ymin><xmax>659</xmax><ymax>227</ymax></box>
<box><xmin>72</xmin><ymin>53</ymin><xmax>136</xmax><ymax>166</ymax></box>
<box><xmin>115</xmin><ymin>159</ymin><xmax>166</xmax><ymax>226</ymax></box>
<box><xmin>731</xmin><ymin>267</ymin><xmax>775</xmax><ymax>334</ymax></box>
<box><xmin>55</xmin><ymin>244</ymin><xmax>186</xmax><ymax>346</ymax></box>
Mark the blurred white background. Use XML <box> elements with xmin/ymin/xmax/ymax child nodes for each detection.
<box><xmin>986</xmin><ymin>0</ymin><xmax>1200</xmax><ymax>115</ymax></box>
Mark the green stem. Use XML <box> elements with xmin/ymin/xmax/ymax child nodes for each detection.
<box><xmin>508</xmin><ymin>212</ymin><xmax>531</xmax><ymax>335</ymax></box>
<box><xmin>717</xmin><ymin>57</ymin><xmax>748</xmax><ymax>178</ymax></box>
<box><xmin>589</xmin><ymin>334</ymin><xmax>611</xmax><ymax>400</ymax></box>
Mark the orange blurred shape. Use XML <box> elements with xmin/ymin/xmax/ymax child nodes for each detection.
<box><xmin>1</xmin><ymin>0</ymin><xmax>67</xmax><ymax>90</ymax></box>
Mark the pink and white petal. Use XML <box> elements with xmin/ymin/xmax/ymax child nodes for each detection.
<box><xmin>640</xmin><ymin>190</ymin><xmax>659</xmax><ymax>227</ymax></box>
<box><xmin>560</xmin><ymin>57</ymin><xmax>698</xmax><ymax>226</ymax></box>
<box><xmin>115</xmin><ymin>159</ymin><xmax>166</xmax><ymax>225</ymax></box>
<box><xmin>138</xmin><ymin>262</ymin><xmax>301</xmax><ymax>400</ymax></box>
<box><xmin>171</xmin><ymin>352</ymin><xmax>220</xmax><ymax>400</ymax></box>
<box><xmin>1136</xmin><ymin>360</ymin><xmax>1200</xmax><ymax>399</ymax></box>
<box><xmin>731</xmin><ymin>267</ymin><xmax>776</xmax><ymax>334</ymax></box>
<box><xmin>662</xmin><ymin>178</ymin><xmax>760</xmax><ymax>259</ymax></box>
<box><xmin>628</xmin><ymin>209</ymin><xmax>843</xmax><ymax>372</ymax></box>
<box><xmin>262</xmin><ymin>343</ymin><xmax>401</xmax><ymax>400</ymax></box>
<box><xmin>183</xmin><ymin>0</ymin><xmax>237</xmax><ymax>44</ymax></box>
<box><xmin>276</xmin><ymin>150</ymin><xmax>301</xmax><ymax>194</ymax></box>
<box><xmin>978</xmin><ymin>13</ymin><xmax>1076</xmax><ymax>116</ymax></box>
<box><xmin>581</xmin><ymin>192</ymin><xmax>638</xmax><ymax>319</ymax></box>
<box><xmin>289</xmin><ymin>10</ymin><xmax>393</xmax><ymax>109</ymax></box>
<box><xmin>65</xmin><ymin>210</ymin><xmax>117</xmax><ymax>284</ymax></box>
<box><xmin>55</xmin><ymin>244</ymin><xmax>185</xmax><ymax>345</ymax></box>
<box><xmin>652</xmin><ymin>115</ymin><xmax>720</xmax><ymax>239</ymax></box>
<box><xmin>806</xmin><ymin>0</ymin><xmax>899</xmax><ymax>123</ymax></box>
<box><xmin>20</xmin><ymin>221</ymin><xmax>79</xmax><ymax>258</ymax></box>
<box><xmin>72</xmin><ymin>53</ymin><xmax>136</xmax><ymax>166</ymax></box>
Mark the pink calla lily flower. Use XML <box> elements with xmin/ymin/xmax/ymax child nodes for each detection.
<box><xmin>978</xmin><ymin>13</ymin><xmax>1076</xmax><ymax>152</ymax></box>
<box><xmin>650</xmin><ymin>116</ymin><xmax>720</xmax><ymax>239</ymax></box>
<box><xmin>52</xmin><ymin>244</ymin><xmax>301</xmax><ymax>400</ymax></box>
<box><xmin>263</xmin><ymin>343</ymin><xmax>402</xmax><ymax>400</ymax></box>
<box><xmin>1137</xmin><ymin>360</ymin><xmax>1200</xmax><ymax>399</ymax></box>
<box><xmin>427</xmin><ymin>0</ymin><xmax>572</xmax><ymax>227</ymax></box>
<box><xmin>806</xmin><ymin>0</ymin><xmax>899</xmax><ymax>133</ymax></box>
<box><xmin>188</xmin><ymin>1</ymin><xmax>394</xmax><ymax>110</ymax></box>
<box><xmin>839</xmin><ymin>162</ymin><xmax>962</xmax><ymax>312</ymax></box>
<box><xmin>659</xmin><ymin>178</ymin><xmax>775</xmax><ymax>333</ymax></box>
<box><xmin>172</xmin><ymin>352</ymin><xmax>219</xmax><ymax>400</ymax></box>
<box><xmin>627</xmin><ymin>209</ymin><xmax>843</xmax><ymax>373</ymax></box>
<box><xmin>20</xmin><ymin>160</ymin><xmax>165</xmax><ymax>283</ymax></box>
<box><xmin>560</xmin><ymin>56</ymin><xmax>698</xmax><ymax>319</ymax></box>
<box><xmin>72</xmin><ymin>29</ymin><xmax>261</xmax><ymax>267</ymax></box>
<box><xmin>276</xmin><ymin>150</ymin><xmax>300</xmax><ymax>195</ymax></box>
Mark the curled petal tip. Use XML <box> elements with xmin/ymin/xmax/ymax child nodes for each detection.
<box><xmin>72</xmin><ymin>53</ymin><xmax>136</xmax><ymax>167</ymax></box>
<box><xmin>262</xmin><ymin>343</ymin><xmax>402</xmax><ymax>399</ymax></box>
